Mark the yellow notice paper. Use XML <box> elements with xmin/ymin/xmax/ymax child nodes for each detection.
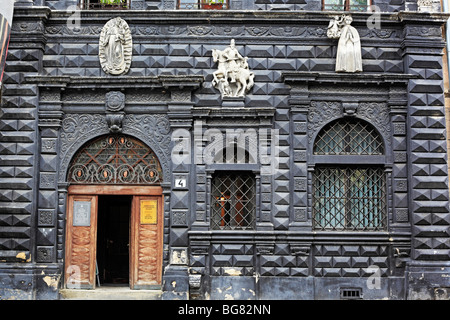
<box><xmin>140</xmin><ymin>200</ymin><xmax>157</xmax><ymax>224</ymax></box>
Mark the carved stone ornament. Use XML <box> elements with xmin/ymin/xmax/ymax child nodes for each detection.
<box><xmin>417</xmin><ymin>0</ymin><xmax>439</xmax><ymax>12</ymax></box>
<box><xmin>99</xmin><ymin>17</ymin><xmax>132</xmax><ymax>75</ymax></box>
<box><xmin>327</xmin><ymin>15</ymin><xmax>362</xmax><ymax>73</ymax></box>
<box><xmin>212</xmin><ymin>39</ymin><xmax>255</xmax><ymax>98</ymax></box>
<box><xmin>105</xmin><ymin>91</ymin><xmax>125</xmax><ymax>133</ymax></box>
<box><xmin>106</xmin><ymin>91</ymin><xmax>125</xmax><ymax>112</ymax></box>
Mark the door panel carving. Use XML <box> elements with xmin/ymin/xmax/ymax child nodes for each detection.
<box><xmin>65</xmin><ymin>195</ymin><xmax>98</xmax><ymax>289</ymax></box>
<box><xmin>131</xmin><ymin>195</ymin><xmax>163</xmax><ymax>289</ymax></box>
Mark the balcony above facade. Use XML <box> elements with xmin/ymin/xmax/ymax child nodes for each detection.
<box><xmin>20</xmin><ymin>0</ymin><xmax>439</xmax><ymax>13</ymax></box>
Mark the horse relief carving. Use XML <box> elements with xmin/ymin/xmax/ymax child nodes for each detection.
<box><xmin>99</xmin><ymin>17</ymin><xmax>132</xmax><ymax>75</ymax></box>
<box><xmin>212</xmin><ymin>39</ymin><xmax>255</xmax><ymax>98</ymax></box>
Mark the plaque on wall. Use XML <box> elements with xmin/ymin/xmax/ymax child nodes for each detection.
<box><xmin>73</xmin><ymin>201</ymin><xmax>91</xmax><ymax>227</ymax></box>
<box><xmin>140</xmin><ymin>200</ymin><xmax>157</xmax><ymax>224</ymax></box>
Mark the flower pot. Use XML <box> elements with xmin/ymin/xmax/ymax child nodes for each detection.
<box><xmin>202</xmin><ymin>3</ymin><xmax>224</xmax><ymax>9</ymax></box>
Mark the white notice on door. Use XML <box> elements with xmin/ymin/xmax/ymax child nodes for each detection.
<box><xmin>73</xmin><ymin>201</ymin><xmax>91</xmax><ymax>226</ymax></box>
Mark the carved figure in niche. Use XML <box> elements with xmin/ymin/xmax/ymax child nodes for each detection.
<box><xmin>327</xmin><ymin>15</ymin><xmax>362</xmax><ymax>73</ymax></box>
<box><xmin>212</xmin><ymin>39</ymin><xmax>255</xmax><ymax>98</ymax></box>
<box><xmin>99</xmin><ymin>17</ymin><xmax>132</xmax><ymax>75</ymax></box>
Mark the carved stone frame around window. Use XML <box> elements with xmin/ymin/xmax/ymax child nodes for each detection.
<box><xmin>283</xmin><ymin>72</ymin><xmax>412</xmax><ymax>236</ymax></box>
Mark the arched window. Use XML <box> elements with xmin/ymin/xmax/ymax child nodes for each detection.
<box><xmin>67</xmin><ymin>135</ymin><xmax>162</xmax><ymax>185</ymax></box>
<box><xmin>312</xmin><ymin>119</ymin><xmax>386</xmax><ymax>231</ymax></box>
<box><xmin>209</xmin><ymin>143</ymin><xmax>257</xmax><ymax>230</ymax></box>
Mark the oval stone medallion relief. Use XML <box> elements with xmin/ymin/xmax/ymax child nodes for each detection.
<box><xmin>99</xmin><ymin>17</ymin><xmax>132</xmax><ymax>75</ymax></box>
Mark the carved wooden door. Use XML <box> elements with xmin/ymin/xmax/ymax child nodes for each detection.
<box><xmin>130</xmin><ymin>195</ymin><xmax>163</xmax><ymax>289</ymax></box>
<box><xmin>65</xmin><ymin>195</ymin><xmax>98</xmax><ymax>289</ymax></box>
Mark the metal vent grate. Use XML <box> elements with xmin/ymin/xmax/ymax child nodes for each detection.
<box><xmin>340</xmin><ymin>288</ymin><xmax>362</xmax><ymax>300</ymax></box>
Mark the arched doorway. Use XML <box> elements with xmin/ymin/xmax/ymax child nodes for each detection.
<box><xmin>64</xmin><ymin>135</ymin><xmax>164</xmax><ymax>290</ymax></box>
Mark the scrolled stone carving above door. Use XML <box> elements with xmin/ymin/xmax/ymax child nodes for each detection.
<box><xmin>59</xmin><ymin>114</ymin><xmax>171</xmax><ymax>184</ymax></box>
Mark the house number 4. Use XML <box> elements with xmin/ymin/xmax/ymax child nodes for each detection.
<box><xmin>175</xmin><ymin>179</ymin><xmax>186</xmax><ymax>188</ymax></box>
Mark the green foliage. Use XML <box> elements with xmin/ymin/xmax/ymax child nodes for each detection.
<box><xmin>100</xmin><ymin>0</ymin><xmax>125</xmax><ymax>5</ymax></box>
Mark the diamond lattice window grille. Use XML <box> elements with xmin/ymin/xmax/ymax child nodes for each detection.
<box><xmin>67</xmin><ymin>135</ymin><xmax>162</xmax><ymax>185</ymax></box>
<box><xmin>314</xmin><ymin>119</ymin><xmax>384</xmax><ymax>156</ymax></box>
<box><xmin>211</xmin><ymin>173</ymin><xmax>256</xmax><ymax>230</ymax></box>
<box><xmin>313</xmin><ymin>166</ymin><xmax>386</xmax><ymax>231</ymax></box>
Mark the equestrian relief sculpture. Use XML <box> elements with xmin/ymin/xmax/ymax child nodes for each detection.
<box><xmin>212</xmin><ymin>39</ymin><xmax>255</xmax><ymax>98</ymax></box>
<box><xmin>327</xmin><ymin>15</ymin><xmax>362</xmax><ymax>73</ymax></box>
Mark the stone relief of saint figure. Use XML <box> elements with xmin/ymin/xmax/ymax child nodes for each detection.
<box><xmin>327</xmin><ymin>15</ymin><xmax>362</xmax><ymax>73</ymax></box>
<box><xmin>212</xmin><ymin>39</ymin><xmax>255</xmax><ymax>98</ymax></box>
<box><xmin>99</xmin><ymin>17</ymin><xmax>132</xmax><ymax>75</ymax></box>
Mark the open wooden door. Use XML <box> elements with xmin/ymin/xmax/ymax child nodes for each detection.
<box><xmin>64</xmin><ymin>195</ymin><xmax>98</xmax><ymax>289</ymax></box>
<box><xmin>130</xmin><ymin>195</ymin><xmax>163</xmax><ymax>289</ymax></box>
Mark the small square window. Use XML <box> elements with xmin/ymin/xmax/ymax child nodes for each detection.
<box><xmin>80</xmin><ymin>0</ymin><xmax>129</xmax><ymax>10</ymax></box>
<box><xmin>323</xmin><ymin>0</ymin><xmax>370</xmax><ymax>11</ymax></box>
<box><xmin>177</xmin><ymin>0</ymin><xmax>228</xmax><ymax>10</ymax></box>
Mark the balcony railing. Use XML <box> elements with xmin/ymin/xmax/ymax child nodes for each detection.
<box><xmin>177</xmin><ymin>0</ymin><xmax>229</xmax><ymax>10</ymax></box>
<box><xmin>79</xmin><ymin>0</ymin><xmax>129</xmax><ymax>10</ymax></box>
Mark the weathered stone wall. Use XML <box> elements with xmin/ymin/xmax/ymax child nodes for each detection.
<box><xmin>0</xmin><ymin>2</ymin><xmax>449</xmax><ymax>300</ymax></box>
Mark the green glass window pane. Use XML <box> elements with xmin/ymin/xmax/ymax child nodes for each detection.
<box><xmin>323</xmin><ymin>0</ymin><xmax>345</xmax><ymax>10</ymax></box>
<box><xmin>313</xmin><ymin>119</ymin><xmax>384</xmax><ymax>155</ymax></box>
<box><xmin>313</xmin><ymin>166</ymin><xmax>386</xmax><ymax>231</ymax></box>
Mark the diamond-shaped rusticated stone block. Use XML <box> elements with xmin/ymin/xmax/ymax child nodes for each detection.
<box><xmin>220</xmin><ymin>244</ymin><xmax>250</xmax><ymax>255</ymax></box>
<box><xmin>409</xmin><ymin>79</ymin><xmax>443</xmax><ymax>94</ymax></box>
<box><xmin>38</xmin><ymin>190</ymin><xmax>57</xmax><ymax>209</ymax></box>
<box><xmin>406</xmin><ymin>55</ymin><xmax>442</xmax><ymax>69</ymax></box>
<box><xmin>4</xmin><ymin>61</ymin><xmax>39</xmax><ymax>73</ymax></box>
<box><xmin>170</xmin><ymin>190</ymin><xmax>189</xmax><ymax>209</ymax></box>
<box><xmin>0</xmin><ymin>226</ymin><xmax>31</xmax><ymax>239</ymax></box>
<box><xmin>211</xmin><ymin>255</ymin><xmax>233</xmax><ymax>267</ymax></box>
<box><xmin>232</xmin><ymin>255</ymin><xmax>254</xmax><ymax>267</ymax></box>
<box><xmin>0</xmin><ymin>202</ymin><xmax>32</xmax><ymax>215</ymax></box>
<box><xmin>260</xmin><ymin>255</ymin><xmax>283</xmax><ymax>268</ymax></box>
<box><xmin>413</xmin><ymin>212</ymin><xmax>450</xmax><ymax>225</ymax></box>
<box><xmin>412</xmin><ymin>225</ymin><xmax>450</xmax><ymax>238</ymax></box>
<box><xmin>414</xmin><ymin>249</ymin><xmax>450</xmax><ymax>261</ymax></box>
<box><xmin>332</xmin><ymin>256</ymin><xmax>352</xmax><ymax>268</ymax></box>
<box><xmin>36</xmin><ymin>227</ymin><xmax>56</xmax><ymax>246</ymax></box>
<box><xmin>272</xmin><ymin>215</ymin><xmax>289</xmax><ymax>230</ymax></box>
<box><xmin>169</xmin><ymin>227</ymin><xmax>188</xmax><ymax>246</ymax></box>
<box><xmin>12</xmin><ymin>190</ymin><xmax>33</xmax><ymax>202</ymax></box>
<box><xmin>0</xmin><ymin>213</ymin><xmax>31</xmax><ymax>228</ymax></box>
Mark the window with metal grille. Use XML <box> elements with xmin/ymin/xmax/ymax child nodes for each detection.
<box><xmin>67</xmin><ymin>135</ymin><xmax>162</xmax><ymax>185</ymax></box>
<box><xmin>177</xmin><ymin>0</ymin><xmax>228</xmax><ymax>9</ymax></box>
<box><xmin>313</xmin><ymin>119</ymin><xmax>386</xmax><ymax>231</ymax></box>
<box><xmin>314</xmin><ymin>119</ymin><xmax>384</xmax><ymax>156</ymax></box>
<box><xmin>322</xmin><ymin>0</ymin><xmax>370</xmax><ymax>11</ymax></box>
<box><xmin>79</xmin><ymin>0</ymin><xmax>129</xmax><ymax>10</ymax></box>
<box><xmin>211</xmin><ymin>173</ymin><xmax>256</xmax><ymax>230</ymax></box>
<box><xmin>313</xmin><ymin>166</ymin><xmax>386</xmax><ymax>230</ymax></box>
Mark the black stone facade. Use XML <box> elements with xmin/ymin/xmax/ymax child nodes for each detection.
<box><xmin>0</xmin><ymin>0</ymin><xmax>450</xmax><ymax>300</ymax></box>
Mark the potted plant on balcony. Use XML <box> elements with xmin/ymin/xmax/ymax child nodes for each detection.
<box><xmin>100</xmin><ymin>0</ymin><xmax>127</xmax><ymax>9</ymax></box>
<box><xmin>202</xmin><ymin>0</ymin><xmax>225</xmax><ymax>10</ymax></box>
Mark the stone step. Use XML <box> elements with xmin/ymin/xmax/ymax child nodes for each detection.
<box><xmin>60</xmin><ymin>286</ymin><xmax>162</xmax><ymax>300</ymax></box>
